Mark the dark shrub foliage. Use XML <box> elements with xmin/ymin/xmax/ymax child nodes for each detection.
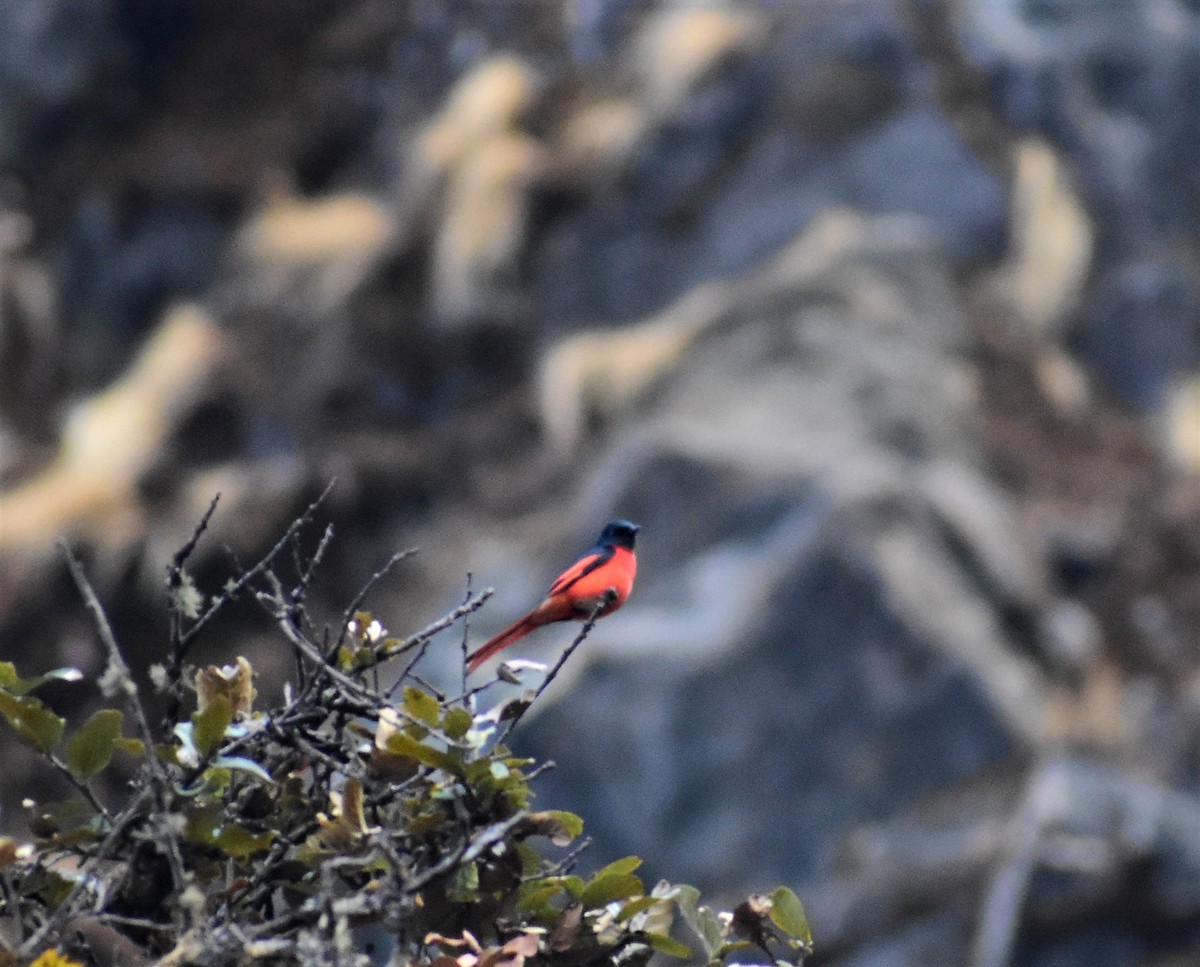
<box><xmin>0</xmin><ymin>495</ymin><xmax>811</xmax><ymax>967</ymax></box>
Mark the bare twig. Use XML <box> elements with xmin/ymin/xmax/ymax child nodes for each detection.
<box><xmin>499</xmin><ymin>594</ymin><xmax>612</xmax><ymax>741</ymax></box>
<box><xmin>460</xmin><ymin>573</ymin><xmax>473</xmax><ymax>697</ymax></box>
<box><xmin>61</xmin><ymin>546</ymin><xmax>150</xmax><ymax>745</ymax></box>
<box><xmin>179</xmin><ymin>480</ymin><xmax>337</xmax><ymax>651</ymax></box>
<box><xmin>400</xmin><ymin>588</ymin><xmax>495</xmax><ymax>656</ymax></box>
<box><xmin>298</xmin><ymin>523</ymin><xmax>336</xmax><ymax>606</ymax></box>
<box><xmin>389</xmin><ymin>588</ymin><xmax>495</xmax><ymax>692</ymax></box>
<box><xmin>161</xmin><ymin>492</ymin><xmax>223</xmax><ymax>733</ymax></box>
<box><xmin>166</xmin><ymin>492</ymin><xmax>221</xmax><ymax>650</ymax></box>
<box><xmin>256</xmin><ymin>587</ymin><xmax>463</xmax><ymax>748</ymax></box>
<box><xmin>46</xmin><ymin>752</ymin><xmax>110</xmax><ymax>821</ymax></box>
<box><xmin>327</xmin><ymin>547</ymin><xmax>420</xmax><ymax>661</ymax></box>
<box><xmin>59</xmin><ymin>544</ymin><xmax>189</xmax><ymax>902</ymax></box>
<box><xmin>538</xmin><ymin>831</ymin><xmax>593</xmax><ymax>879</ymax></box>
<box><xmin>402</xmin><ymin>812</ymin><xmax>531</xmax><ymax>894</ymax></box>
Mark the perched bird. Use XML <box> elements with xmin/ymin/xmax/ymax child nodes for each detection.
<box><xmin>467</xmin><ymin>520</ymin><xmax>640</xmax><ymax>672</ymax></box>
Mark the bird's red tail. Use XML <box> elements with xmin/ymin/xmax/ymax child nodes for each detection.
<box><xmin>466</xmin><ymin>613</ymin><xmax>539</xmax><ymax>672</ymax></box>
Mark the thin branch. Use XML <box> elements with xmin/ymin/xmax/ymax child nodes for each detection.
<box><xmin>263</xmin><ymin>570</ymin><xmax>310</xmax><ymax>684</ymax></box>
<box><xmin>299</xmin><ymin>524</ymin><xmax>337</xmax><ymax>602</ymax></box>
<box><xmin>169</xmin><ymin>493</ymin><xmax>221</xmax><ymax>578</ymax></box>
<box><xmin>388</xmin><ymin>588</ymin><xmax>495</xmax><ymax>693</ymax></box>
<box><xmin>46</xmin><ymin>752</ymin><xmax>110</xmax><ymax>821</ymax></box>
<box><xmin>257</xmin><ymin>588</ymin><xmax>463</xmax><ymax>748</ymax></box>
<box><xmin>402</xmin><ymin>812</ymin><xmax>531</xmax><ymax>894</ymax></box>
<box><xmin>93</xmin><ymin>913</ymin><xmax>178</xmax><ymax>933</ymax></box>
<box><xmin>158</xmin><ymin>483</ymin><xmax>337</xmax><ymax>730</ymax></box>
<box><xmin>284</xmin><ymin>524</ymin><xmax>337</xmax><ymax>670</ymax></box>
<box><xmin>459</xmin><ymin>573</ymin><xmax>473</xmax><ymax>698</ymax></box>
<box><xmin>60</xmin><ymin>546</ymin><xmax>161</xmax><ymax>765</ymax></box>
<box><xmin>179</xmin><ymin>480</ymin><xmax>337</xmax><ymax>650</ymax></box>
<box><xmin>59</xmin><ymin>544</ymin><xmax>189</xmax><ymax>900</ymax></box>
<box><xmin>396</xmin><ymin>589</ymin><xmax>495</xmax><ymax>658</ymax></box>
<box><xmin>524</xmin><ymin>759</ymin><xmax>555</xmax><ymax>782</ymax></box>
<box><xmin>166</xmin><ymin>492</ymin><xmax>221</xmax><ymax>650</ymax></box>
<box><xmin>327</xmin><ymin>547</ymin><xmax>420</xmax><ymax>661</ymax></box>
<box><xmin>540</xmin><ymin>835</ymin><xmax>593</xmax><ymax>878</ymax></box>
<box><xmin>499</xmin><ymin>594</ymin><xmax>612</xmax><ymax>740</ymax></box>
<box><xmin>260</xmin><ymin>592</ymin><xmax>384</xmax><ymax>705</ymax></box>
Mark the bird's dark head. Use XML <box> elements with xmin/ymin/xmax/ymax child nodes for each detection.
<box><xmin>598</xmin><ymin>519</ymin><xmax>640</xmax><ymax>550</ymax></box>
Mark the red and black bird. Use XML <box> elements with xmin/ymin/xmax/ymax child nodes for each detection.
<box><xmin>466</xmin><ymin>520</ymin><xmax>640</xmax><ymax>672</ymax></box>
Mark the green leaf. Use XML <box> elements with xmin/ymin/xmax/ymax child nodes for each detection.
<box><xmin>516</xmin><ymin>880</ymin><xmax>567</xmax><ymax>913</ymax></box>
<box><xmin>521</xmin><ymin>810</ymin><xmax>584</xmax><ymax>847</ymax></box>
<box><xmin>444</xmin><ymin>706</ymin><xmax>473</xmax><ymax>739</ymax></box>
<box><xmin>515</xmin><ymin>841</ymin><xmax>544</xmax><ymax>877</ymax></box>
<box><xmin>637</xmin><ymin>897</ymin><xmax>676</xmax><ymax>937</ymax></box>
<box><xmin>19</xmin><ymin>866</ymin><xmax>74</xmax><ymax>909</ymax></box>
<box><xmin>192</xmin><ymin>766</ymin><xmax>232</xmax><ymax>797</ymax></box>
<box><xmin>191</xmin><ymin>694</ymin><xmax>233</xmax><ymax>758</ymax></box>
<box><xmin>715</xmin><ymin>941</ymin><xmax>759</xmax><ymax>958</ymax></box>
<box><xmin>66</xmin><ymin>709</ymin><xmax>123</xmax><ymax>780</ymax></box>
<box><xmin>0</xmin><ymin>691</ymin><xmax>65</xmax><ymax>753</ymax></box>
<box><xmin>29</xmin><ymin>798</ymin><xmax>98</xmax><ymax>839</ymax></box>
<box><xmin>408</xmin><ymin>804</ymin><xmax>448</xmax><ymax>836</ymax></box>
<box><xmin>215</xmin><ymin>824</ymin><xmax>276</xmax><ymax>858</ymax></box>
<box><xmin>403</xmin><ymin>686</ymin><xmax>441</xmax><ymax>728</ymax></box>
<box><xmin>579</xmin><ymin>856</ymin><xmax>645</xmax><ymax>907</ymax></box>
<box><xmin>618</xmin><ymin>896</ymin><xmax>662</xmax><ymax>921</ymax></box>
<box><xmin>116</xmin><ymin>736</ymin><xmax>146</xmax><ymax>757</ymax></box>
<box><xmin>592</xmin><ymin>855</ymin><xmax>643</xmax><ymax>880</ymax></box>
<box><xmin>645</xmin><ymin>934</ymin><xmax>693</xmax><ymax>959</ymax></box>
<box><xmin>673</xmin><ymin>885</ymin><xmax>723</xmax><ymax>959</ymax></box>
<box><xmin>0</xmin><ymin>663</ymin><xmax>83</xmax><ymax>697</ymax></box>
<box><xmin>183</xmin><ymin>801</ymin><xmax>224</xmax><ymax>847</ymax></box>
<box><xmin>447</xmin><ymin>861</ymin><xmax>480</xmax><ymax>903</ymax></box>
<box><xmin>545</xmin><ymin>810</ymin><xmax>584</xmax><ymax>842</ymax></box>
<box><xmin>384</xmin><ymin>731</ymin><xmax>461</xmax><ymax>775</ymax></box>
<box><xmin>768</xmin><ymin>886</ymin><xmax>812</xmax><ymax>945</ymax></box>
<box><xmin>580</xmin><ymin>872</ymin><xmax>645</xmax><ymax>908</ymax></box>
<box><xmin>555</xmin><ymin>875</ymin><xmax>586</xmax><ymax>899</ymax></box>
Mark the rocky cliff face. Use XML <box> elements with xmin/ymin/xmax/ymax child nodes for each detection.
<box><xmin>2</xmin><ymin>1</ymin><xmax>1200</xmax><ymax>964</ymax></box>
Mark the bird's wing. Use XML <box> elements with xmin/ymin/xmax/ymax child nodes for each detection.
<box><xmin>545</xmin><ymin>547</ymin><xmax>613</xmax><ymax>598</ymax></box>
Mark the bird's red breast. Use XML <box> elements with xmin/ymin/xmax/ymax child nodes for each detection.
<box><xmin>541</xmin><ymin>545</ymin><xmax>636</xmax><ymax>618</ymax></box>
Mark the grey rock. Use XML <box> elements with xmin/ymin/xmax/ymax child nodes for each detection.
<box><xmin>964</xmin><ymin>0</ymin><xmax>1200</xmax><ymax>408</ymax></box>
<box><xmin>0</xmin><ymin>0</ymin><xmax>192</xmax><ymax>169</ymax></box>
<box><xmin>514</xmin><ymin>212</ymin><xmax>1049</xmax><ymax>892</ymax></box>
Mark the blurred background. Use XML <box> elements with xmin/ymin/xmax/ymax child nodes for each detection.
<box><xmin>2</xmin><ymin>0</ymin><xmax>1200</xmax><ymax>963</ymax></box>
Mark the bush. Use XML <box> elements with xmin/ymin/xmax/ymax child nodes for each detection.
<box><xmin>0</xmin><ymin>495</ymin><xmax>811</xmax><ymax>967</ymax></box>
